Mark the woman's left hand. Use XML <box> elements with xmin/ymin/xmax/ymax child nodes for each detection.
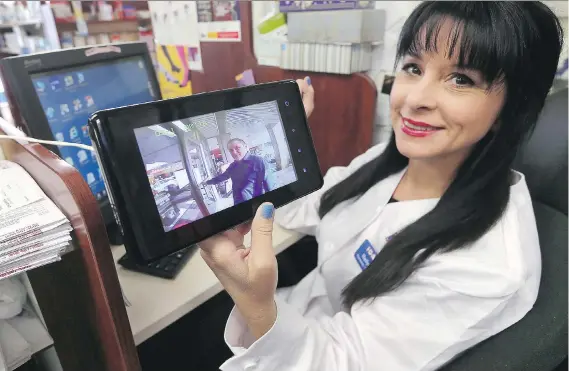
<box><xmin>199</xmin><ymin>203</ymin><xmax>278</xmax><ymax>338</ymax></box>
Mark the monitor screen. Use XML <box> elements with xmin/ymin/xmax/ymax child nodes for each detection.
<box><xmin>133</xmin><ymin>101</ymin><xmax>298</xmax><ymax>233</ymax></box>
<box><xmin>31</xmin><ymin>56</ymin><xmax>157</xmax><ymax>200</ymax></box>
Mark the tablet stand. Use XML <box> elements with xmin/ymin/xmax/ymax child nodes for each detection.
<box><xmin>117</xmin><ymin>246</ymin><xmax>194</xmax><ymax>279</ymax></box>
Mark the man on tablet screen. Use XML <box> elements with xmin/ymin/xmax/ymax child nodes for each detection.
<box><xmin>204</xmin><ymin>138</ymin><xmax>274</xmax><ymax>204</ymax></box>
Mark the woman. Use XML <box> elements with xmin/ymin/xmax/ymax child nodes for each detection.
<box><xmin>199</xmin><ymin>2</ymin><xmax>563</xmax><ymax>370</ymax></box>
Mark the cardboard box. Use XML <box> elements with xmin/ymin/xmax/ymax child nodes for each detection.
<box><xmin>287</xmin><ymin>9</ymin><xmax>385</xmax><ymax>44</ymax></box>
<box><xmin>279</xmin><ymin>1</ymin><xmax>374</xmax><ymax>12</ymax></box>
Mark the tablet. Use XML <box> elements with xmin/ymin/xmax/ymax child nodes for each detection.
<box><xmin>89</xmin><ymin>80</ymin><xmax>323</xmax><ymax>263</ymax></box>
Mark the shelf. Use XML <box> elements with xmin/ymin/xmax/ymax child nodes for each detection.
<box><xmin>55</xmin><ymin>18</ymin><xmax>139</xmax><ymax>25</ymax></box>
<box><xmin>56</xmin><ymin>19</ymin><xmax>140</xmax><ymax>34</ymax></box>
<box><xmin>0</xmin><ymin>20</ymin><xmax>42</xmax><ymax>29</ymax></box>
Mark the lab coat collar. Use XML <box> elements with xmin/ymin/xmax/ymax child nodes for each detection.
<box><xmin>320</xmin><ymin>167</ymin><xmax>407</xmax><ymax>261</ymax></box>
<box><xmin>324</xmin><ymin>169</ymin><xmax>527</xmax><ymax>255</ymax></box>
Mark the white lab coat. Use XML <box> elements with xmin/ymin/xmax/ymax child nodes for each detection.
<box><xmin>220</xmin><ymin>142</ymin><xmax>541</xmax><ymax>371</ymax></box>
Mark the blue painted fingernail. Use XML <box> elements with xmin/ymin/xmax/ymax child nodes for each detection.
<box><xmin>306</xmin><ymin>76</ymin><xmax>311</xmax><ymax>86</ymax></box>
<box><xmin>261</xmin><ymin>204</ymin><xmax>274</xmax><ymax>219</ymax></box>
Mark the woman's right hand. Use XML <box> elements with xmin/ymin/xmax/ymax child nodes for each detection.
<box><xmin>297</xmin><ymin>76</ymin><xmax>315</xmax><ymax>118</ymax></box>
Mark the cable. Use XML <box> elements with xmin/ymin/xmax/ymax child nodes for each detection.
<box><xmin>0</xmin><ymin>135</ymin><xmax>94</xmax><ymax>152</ymax></box>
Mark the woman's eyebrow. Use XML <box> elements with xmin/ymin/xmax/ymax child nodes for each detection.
<box><xmin>451</xmin><ymin>58</ymin><xmax>483</xmax><ymax>71</ymax></box>
<box><xmin>451</xmin><ymin>64</ymin><xmax>484</xmax><ymax>78</ymax></box>
<box><xmin>452</xmin><ymin>63</ymin><xmax>474</xmax><ymax>71</ymax></box>
<box><xmin>405</xmin><ymin>50</ymin><xmax>423</xmax><ymax>59</ymax></box>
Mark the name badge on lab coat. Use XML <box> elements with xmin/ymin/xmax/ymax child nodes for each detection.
<box><xmin>354</xmin><ymin>240</ymin><xmax>377</xmax><ymax>270</ymax></box>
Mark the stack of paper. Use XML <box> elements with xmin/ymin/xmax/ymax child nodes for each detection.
<box><xmin>0</xmin><ymin>161</ymin><xmax>72</xmax><ymax>280</ymax></box>
<box><xmin>280</xmin><ymin>42</ymin><xmax>373</xmax><ymax>75</ymax></box>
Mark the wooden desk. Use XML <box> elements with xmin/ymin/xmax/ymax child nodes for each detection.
<box><xmin>114</xmin><ymin>224</ymin><xmax>303</xmax><ymax>345</ymax></box>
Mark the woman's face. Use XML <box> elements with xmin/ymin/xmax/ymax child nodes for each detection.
<box><xmin>390</xmin><ymin>22</ymin><xmax>506</xmax><ymax>163</ymax></box>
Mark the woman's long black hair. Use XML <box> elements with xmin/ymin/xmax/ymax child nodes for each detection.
<box><xmin>317</xmin><ymin>2</ymin><xmax>564</xmax><ymax>308</ymax></box>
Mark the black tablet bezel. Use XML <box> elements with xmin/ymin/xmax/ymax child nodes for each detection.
<box><xmin>89</xmin><ymin>80</ymin><xmax>323</xmax><ymax>262</ymax></box>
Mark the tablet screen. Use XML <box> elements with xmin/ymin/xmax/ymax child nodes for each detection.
<box><xmin>133</xmin><ymin>100</ymin><xmax>297</xmax><ymax>232</ymax></box>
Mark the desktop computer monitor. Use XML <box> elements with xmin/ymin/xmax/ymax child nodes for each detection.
<box><xmin>0</xmin><ymin>42</ymin><xmax>161</xmax><ymax>244</ymax></box>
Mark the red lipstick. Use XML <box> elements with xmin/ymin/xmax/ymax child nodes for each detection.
<box><xmin>401</xmin><ymin>117</ymin><xmax>441</xmax><ymax>137</ymax></box>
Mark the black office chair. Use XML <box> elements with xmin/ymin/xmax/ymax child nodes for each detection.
<box><xmin>440</xmin><ymin>88</ymin><xmax>568</xmax><ymax>371</ymax></box>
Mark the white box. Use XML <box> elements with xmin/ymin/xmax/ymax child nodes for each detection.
<box><xmin>280</xmin><ymin>42</ymin><xmax>373</xmax><ymax>75</ymax></box>
<box><xmin>287</xmin><ymin>9</ymin><xmax>386</xmax><ymax>44</ymax></box>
